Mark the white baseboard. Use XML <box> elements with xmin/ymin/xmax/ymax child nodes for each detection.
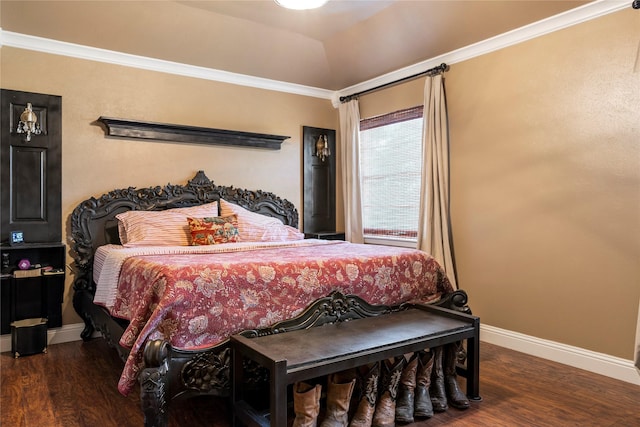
<box><xmin>3</xmin><ymin>322</ymin><xmax>639</xmax><ymax>386</ymax></box>
<box><xmin>481</xmin><ymin>324</ymin><xmax>640</xmax><ymax>386</ymax></box>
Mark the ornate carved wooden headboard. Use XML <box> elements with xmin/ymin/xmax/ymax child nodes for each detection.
<box><xmin>69</xmin><ymin>170</ymin><xmax>298</xmax><ymax>295</ymax></box>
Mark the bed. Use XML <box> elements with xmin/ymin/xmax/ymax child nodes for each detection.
<box><xmin>70</xmin><ymin>171</ymin><xmax>470</xmax><ymax>426</ymax></box>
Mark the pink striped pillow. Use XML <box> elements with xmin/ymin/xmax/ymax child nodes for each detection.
<box><xmin>117</xmin><ymin>201</ymin><xmax>219</xmax><ymax>246</ymax></box>
<box><xmin>219</xmin><ymin>199</ymin><xmax>304</xmax><ymax>242</ymax></box>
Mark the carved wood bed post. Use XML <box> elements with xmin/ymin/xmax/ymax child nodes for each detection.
<box><xmin>141</xmin><ymin>340</ymin><xmax>171</xmax><ymax>427</ymax></box>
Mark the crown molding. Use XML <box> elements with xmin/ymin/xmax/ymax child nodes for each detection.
<box><xmin>0</xmin><ymin>29</ymin><xmax>334</xmax><ymax>100</ymax></box>
<box><xmin>0</xmin><ymin>0</ymin><xmax>630</xmax><ymax>105</ymax></box>
<box><xmin>333</xmin><ymin>0</ymin><xmax>630</xmax><ymax>106</ymax></box>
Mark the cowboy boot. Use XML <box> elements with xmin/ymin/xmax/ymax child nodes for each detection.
<box><xmin>293</xmin><ymin>382</ymin><xmax>322</xmax><ymax>427</ymax></box>
<box><xmin>444</xmin><ymin>342</ymin><xmax>470</xmax><ymax>410</ymax></box>
<box><xmin>349</xmin><ymin>362</ymin><xmax>379</xmax><ymax>427</ymax></box>
<box><xmin>395</xmin><ymin>353</ymin><xmax>418</xmax><ymax>424</ymax></box>
<box><xmin>372</xmin><ymin>357</ymin><xmax>405</xmax><ymax>427</ymax></box>
<box><xmin>320</xmin><ymin>373</ymin><xmax>356</xmax><ymax>427</ymax></box>
<box><xmin>414</xmin><ymin>350</ymin><xmax>434</xmax><ymax>418</ymax></box>
<box><xmin>429</xmin><ymin>346</ymin><xmax>448</xmax><ymax>412</ymax></box>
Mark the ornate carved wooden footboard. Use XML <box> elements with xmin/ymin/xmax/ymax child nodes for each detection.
<box><xmin>139</xmin><ymin>290</ymin><xmax>472</xmax><ymax>427</ymax></box>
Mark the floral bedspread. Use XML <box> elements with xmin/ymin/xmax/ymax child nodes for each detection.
<box><xmin>102</xmin><ymin>240</ymin><xmax>453</xmax><ymax>395</ymax></box>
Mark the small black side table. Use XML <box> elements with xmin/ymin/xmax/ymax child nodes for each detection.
<box><xmin>304</xmin><ymin>232</ymin><xmax>345</xmax><ymax>241</ymax></box>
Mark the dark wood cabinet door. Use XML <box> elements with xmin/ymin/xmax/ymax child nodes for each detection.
<box><xmin>1</xmin><ymin>89</ymin><xmax>62</xmax><ymax>243</ymax></box>
<box><xmin>303</xmin><ymin>126</ymin><xmax>336</xmax><ymax>234</ymax></box>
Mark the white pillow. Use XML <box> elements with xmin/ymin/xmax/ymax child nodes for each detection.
<box><xmin>116</xmin><ymin>201</ymin><xmax>219</xmax><ymax>246</ymax></box>
<box><xmin>219</xmin><ymin>199</ymin><xmax>304</xmax><ymax>242</ymax></box>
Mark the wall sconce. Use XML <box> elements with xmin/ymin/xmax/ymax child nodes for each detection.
<box><xmin>16</xmin><ymin>103</ymin><xmax>42</xmax><ymax>142</ymax></box>
<box><xmin>315</xmin><ymin>134</ymin><xmax>331</xmax><ymax>162</ymax></box>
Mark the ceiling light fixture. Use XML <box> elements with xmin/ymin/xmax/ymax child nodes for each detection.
<box><xmin>274</xmin><ymin>0</ymin><xmax>329</xmax><ymax>10</ymax></box>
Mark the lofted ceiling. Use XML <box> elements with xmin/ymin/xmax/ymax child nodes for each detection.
<box><xmin>1</xmin><ymin>0</ymin><xmax>593</xmax><ymax>91</ymax></box>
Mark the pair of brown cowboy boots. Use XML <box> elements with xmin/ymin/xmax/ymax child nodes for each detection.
<box><xmin>394</xmin><ymin>350</ymin><xmax>435</xmax><ymax>424</ymax></box>
<box><xmin>395</xmin><ymin>345</ymin><xmax>470</xmax><ymax>424</ymax></box>
<box><xmin>429</xmin><ymin>344</ymin><xmax>471</xmax><ymax>414</ymax></box>
<box><xmin>293</xmin><ymin>373</ymin><xmax>356</xmax><ymax>427</ymax></box>
<box><xmin>293</xmin><ymin>358</ymin><xmax>405</xmax><ymax>427</ymax></box>
<box><xmin>350</xmin><ymin>356</ymin><xmax>405</xmax><ymax>427</ymax></box>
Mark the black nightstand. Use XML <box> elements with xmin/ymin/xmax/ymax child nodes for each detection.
<box><xmin>304</xmin><ymin>232</ymin><xmax>345</xmax><ymax>241</ymax></box>
<box><xmin>1</xmin><ymin>243</ymin><xmax>65</xmax><ymax>335</ymax></box>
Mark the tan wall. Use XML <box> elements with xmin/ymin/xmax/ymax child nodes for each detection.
<box><xmin>449</xmin><ymin>8</ymin><xmax>639</xmax><ymax>360</ymax></box>
<box><xmin>1</xmin><ymin>48</ymin><xmax>339</xmax><ymax>325</ymax></box>
<box><xmin>360</xmin><ymin>9</ymin><xmax>640</xmax><ymax>360</ymax></box>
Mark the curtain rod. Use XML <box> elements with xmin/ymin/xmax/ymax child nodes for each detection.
<box><xmin>339</xmin><ymin>63</ymin><xmax>449</xmax><ymax>103</ymax></box>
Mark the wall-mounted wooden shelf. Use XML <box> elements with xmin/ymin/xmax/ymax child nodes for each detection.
<box><xmin>97</xmin><ymin>117</ymin><xmax>289</xmax><ymax>149</ymax></box>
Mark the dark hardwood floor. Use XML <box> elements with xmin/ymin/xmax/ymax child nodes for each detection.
<box><xmin>1</xmin><ymin>339</ymin><xmax>639</xmax><ymax>427</ymax></box>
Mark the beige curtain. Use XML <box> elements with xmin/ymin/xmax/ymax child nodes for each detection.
<box><xmin>339</xmin><ymin>99</ymin><xmax>364</xmax><ymax>243</ymax></box>
<box><xmin>417</xmin><ymin>74</ymin><xmax>458</xmax><ymax>289</ymax></box>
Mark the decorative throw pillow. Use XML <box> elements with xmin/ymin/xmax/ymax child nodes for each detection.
<box><xmin>188</xmin><ymin>215</ymin><xmax>240</xmax><ymax>245</ymax></box>
<box><xmin>219</xmin><ymin>198</ymin><xmax>304</xmax><ymax>242</ymax></box>
<box><xmin>116</xmin><ymin>201</ymin><xmax>219</xmax><ymax>246</ymax></box>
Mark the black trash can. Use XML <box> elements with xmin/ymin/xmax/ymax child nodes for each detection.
<box><xmin>11</xmin><ymin>317</ymin><xmax>48</xmax><ymax>358</ymax></box>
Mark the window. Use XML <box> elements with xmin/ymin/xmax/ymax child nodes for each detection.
<box><xmin>360</xmin><ymin>106</ymin><xmax>423</xmax><ymax>243</ymax></box>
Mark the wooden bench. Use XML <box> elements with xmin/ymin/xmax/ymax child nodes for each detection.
<box><xmin>231</xmin><ymin>291</ymin><xmax>480</xmax><ymax>427</ymax></box>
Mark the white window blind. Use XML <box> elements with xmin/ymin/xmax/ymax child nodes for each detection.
<box><xmin>360</xmin><ymin>106</ymin><xmax>423</xmax><ymax>241</ymax></box>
